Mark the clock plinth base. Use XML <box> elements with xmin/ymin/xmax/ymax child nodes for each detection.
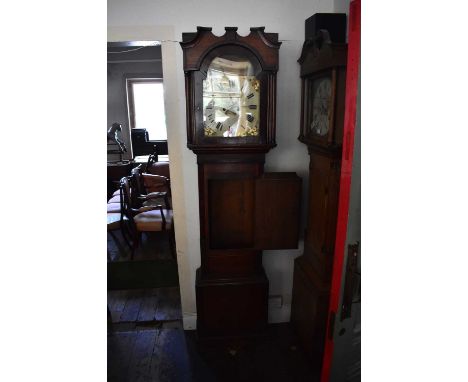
<box><xmin>195</xmin><ymin>267</ymin><xmax>269</xmax><ymax>340</ymax></box>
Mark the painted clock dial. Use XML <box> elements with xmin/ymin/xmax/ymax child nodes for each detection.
<box><xmin>203</xmin><ymin>57</ymin><xmax>260</xmax><ymax>137</ymax></box>
<box><xmin>309</xmin><ymin>76</ymin><xmax>332</xmax><ymax>137</ymax></box>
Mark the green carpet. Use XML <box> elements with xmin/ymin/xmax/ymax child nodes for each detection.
<box><xmin>107</xmin><ymin>259</ymin><xmax>179</xmax><ymax>290</ymax></box>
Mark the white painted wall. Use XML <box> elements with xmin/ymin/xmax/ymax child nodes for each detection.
<box><xmin>334</xmin><ymin>0</ymin><xmax>351</xmax><ymax>14</ymax></box>
<box><xmin>108</xmin><ymin>0</ymin><xmax>337</xmax><ymax>329</ymax></box>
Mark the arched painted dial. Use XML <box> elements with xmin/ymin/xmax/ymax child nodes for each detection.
<box><xmin>203</xmin><ymin>57</ymin><xmax>260</xmax><ymax>137</ymax></box>
<box><xmin>310</xmin><ymin>76</ymin><xmax>332</xmax><ymax>137</ymax></box>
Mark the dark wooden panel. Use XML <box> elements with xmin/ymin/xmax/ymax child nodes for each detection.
<box><xmin>206</xmin><ymin>249</ymin><xmax>261</xmax><ymax>277</ymax></box>
<box><xmin>196</xmin><ymin>269</ymin><xmax>268</xmax><ymax>339</ymax></box>
<box><xmin>304</xmin><ymin>152</ymin><xmax>341</xmax><ymax>280</ymax></box>
<box><xmin>185</xmin><ymin>324</ymin><xmax>320</xmax><ymax>381</ymax></box>
<box><xmin>307</xmin><ymin>155</ymin><xmax>331</xmax><ymax>254</ymax></box>
<box><xmin>254</xmin><ymin>172</ymin><xmax>302</xmax><ymax>249</ymax></box>
<box><xmin>333</xmin><ymin>68</ymin><xmax>347</xmax><ymax>146</ymax></box>
<box><xmin>208</xmin><ymin>178</ymin><xmax>255</xmax><ymax>249</ymax></box>
<box><xmin>290</xmin><ymin>257</ymin><xmax>329</xmax><ymax>365</ymax></box>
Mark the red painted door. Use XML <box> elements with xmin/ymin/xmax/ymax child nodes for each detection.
<box><xmin>320</xmin><ymin>1</ymin><xmax>361</xmax><ymax>381</ymax></box>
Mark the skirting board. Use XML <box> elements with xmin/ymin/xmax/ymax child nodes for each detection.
<box><xmin>268</xmin><ymin>303</ymin><xmax>291</xmax><ymax>324</ymax></box>
<box><xmin>183</xmin><ymin>313</ymin><xmax>197</xmax><ymax>330</ymax></box>
<box><xmin>182</xmin><ymin>304</ymin><xmax>291</xmax><ymax>330</ymax></box>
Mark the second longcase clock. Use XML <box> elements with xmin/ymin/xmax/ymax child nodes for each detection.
<box><xmin>291</xmin><ymin>20</ymin><xmax>348</xmax><ymax>365</ymax></box>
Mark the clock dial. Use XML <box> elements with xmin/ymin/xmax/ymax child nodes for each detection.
<box><xmin>203</xmin><ymin>57</ymin><xmax>260</xmax><ymax>137</ymax></box>
<box><xmin>309</xmin><ymin>76</ymin><xmax>332</xmax><ymax>137</ymax></box>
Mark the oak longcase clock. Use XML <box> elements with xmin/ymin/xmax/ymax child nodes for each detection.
<box><xmin>291</xmin><ymin>27</ymin><xmax>348</xmax><ymax>363</ymax></box>
<box><xmin>181</xmin><ymin>27</ymin><xmax>301</xmax><ymax>339</ymax></box>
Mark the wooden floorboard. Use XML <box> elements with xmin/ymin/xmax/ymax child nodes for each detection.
<box><xmin>127</xmin><ymin>330</ymin><xmax>159</xmax><ymax>382</ymax></box>
<box><xmin>120</xmin><ymin>290</ymin><xmax>144</xmax><ymax>322</ymax></box>
<box><xmin>155</xmin><ymin>287</ymin><xmax>182</xmax><ymax>321</ymax></box>
<box><xmin>184</xmin><ymin>324</ymin><xmax>320</xmax><ymax>382</ymax></box>
<box><xmin>108</xmin><ymin>287</ymin><xmax>181</xmax><ymax>324</ymax></box>
<box><xmin>108</xmin><ymin>324</ymin><xmax>320</xmax><ymax>382</ymax></box>
<box><xmin>108</xmin><ymin>329</ymin><xmax>192</xmax><ymax>382</ymax></box>
<box><xmin>109</xmin><ymin>290</ymin><xmax>128</xmax><ymax>311</ymax></box>
<box><xmin>109</xmin><ymin>290</ymin><xmax>129</xmax><ymax>322</ymax></box>
<box><xmin>107</xmin><ymin>331</ymin><xmax>138</xmax><ymax>382</ymax></box>
<box><xmin>137</xmin><ymin>289</ymin><xmax>159</xmax><ymax>322</ymax></box>
<box><xmin>151</xmin><ymin>329</ymin><xmax>192</xmax><ymax>382</ymax></box>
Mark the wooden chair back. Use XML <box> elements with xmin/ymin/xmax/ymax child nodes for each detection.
<box><xmin>119</xmin><ymin>176</ymin><xmax>133</xmax><ymax>220</ymax></box>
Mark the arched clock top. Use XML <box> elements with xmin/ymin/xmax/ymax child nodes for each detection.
<box><xmin>298</xmin><ymin>29</ymin><xmax>347</xmax><ymax>77</ymax></box>
<box><xmin>181</xmin><ymin>26</ymin><xmax>281</xmax><ymax>72</ymax></box>
<box><xmin>199</xmin><ymin>45</ymin><xmax>263</xmax><ymax>77</ymax></box>
<box><xmin>297</xmin><ymin>29</ymin><xmax>348</xmax><ymax>149</ymax></box>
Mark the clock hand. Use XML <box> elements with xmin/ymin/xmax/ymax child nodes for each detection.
<box><xmin>321</xmin><ymin>104</ymin><xmax>327</xmax><ymax>115</ymax></box>
<box><xmin>223</xmin><ymin>107</ymin><xmax>238</xmax><ymax>116</ymax></box>
<box><xmin>213</xmin><ymin>105</ymin><xmax>238</xmax><ymax>116</ymax></box>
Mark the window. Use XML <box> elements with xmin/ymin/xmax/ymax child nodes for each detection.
<box><xmin>126</xmin><ymin>79</ymin><xmax>167</xmax><ymax>141</ymax></box>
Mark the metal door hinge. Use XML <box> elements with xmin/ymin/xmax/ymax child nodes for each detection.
<box><xmin>341</xmin><ymin>241</ymin><xmax>360</xmax><ymax>320</ymax></box>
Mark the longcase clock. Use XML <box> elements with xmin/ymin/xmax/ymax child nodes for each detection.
<box><xmin>290</xmin><ymin>25</ymin><xmax>347</xmax><ymax>365</ymax></box>
<box><xmin>181</xmin><ymin>27</ymin><xmax>301</xmax><ymax>339</ymax></box>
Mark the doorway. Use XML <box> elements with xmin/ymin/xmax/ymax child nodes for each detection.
<box><xmin>107</xmin><ymin>40</ymin><xmax>181</xmax><ymax>326</ymax></box>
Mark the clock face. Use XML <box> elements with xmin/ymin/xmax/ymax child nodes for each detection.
<box><xmin>309</xmin><ymin>76</ymin><xmax>332</xmax><ymax>137</ymax></box>
<box><xmin>203</xmin><ymin>57</ymin><xmax>260</xmax><ymax>137</ymax></box>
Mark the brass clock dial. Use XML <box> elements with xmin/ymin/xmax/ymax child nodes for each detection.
<box><xmin>203</xmin><ymin>57</ymin><xmax>260</xmax><ymax>137</ymax></box>
<box><xmin>309</xmin><ymin>76</ymin><xmax>332</xmax><ymax>137</ymax></box>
